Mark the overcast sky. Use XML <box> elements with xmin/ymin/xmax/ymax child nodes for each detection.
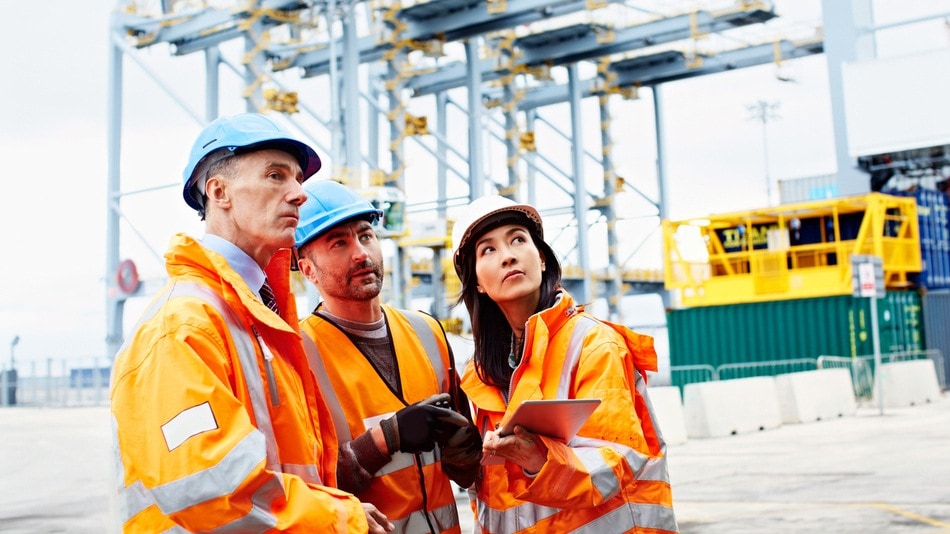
<box><xmin>0</xmin><ymin>0</ymin><xmax>947</xmax><ymax>368</ymax></box>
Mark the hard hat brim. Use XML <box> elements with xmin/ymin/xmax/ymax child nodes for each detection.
<box><xmin>182</xmin><ymin>114</ymin><xmax>322</xmax><ymax>213</ymax></box>
<box><xmin>295</xmin><ymin>205</ymin><xmax>384</xmax><ymax>249</ymax></box>
<box><xmin>183</xmin><ymin>140</ymin><xmax>321</xmax><ymax>212</ymax></box>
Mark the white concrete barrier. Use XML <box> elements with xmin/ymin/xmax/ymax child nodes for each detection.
<box><xmin>682</xmin><ymin>376</ymin><xmax>782</xmax><ymax>438</ymax></box>
<box><xmin>775</xmin><ymin>369</ymin><xmax>857</xmax><ymax>424</ymax></box>
<box><xmin>647</xmin><ymin>386</ymin><xmax>688</xmax><ymax>445</ymax></box>
<box><xmin>878</xmin><ymin>359</ymin><xmax>943</xmax><ymax>408</ymax></box>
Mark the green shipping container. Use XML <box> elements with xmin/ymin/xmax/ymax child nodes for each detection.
<box><xmin>667</xmin><ymin>291</ymin><xmax>923</xmax><ymax>387</ymax></box>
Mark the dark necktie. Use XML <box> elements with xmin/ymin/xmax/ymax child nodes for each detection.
<box><xmin>259</xmin><ymin>279</ymin><xmax>279</xmax><ymax>315</ymax></box>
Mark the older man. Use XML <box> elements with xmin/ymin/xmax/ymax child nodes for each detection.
<box><xmin>110</xmin><ymin>114</ymin><xmax>390</xmax><ymax>533</ymax></box>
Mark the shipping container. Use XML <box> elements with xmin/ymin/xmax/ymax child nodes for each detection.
<box><xmin>885</xmin><ymin>187</ymin><xmax>950</xmax><ymax>288</ymax></box>
<box><xmin>778</xmin><ymin>174</ymin><xmax>839</xmax><ymax>204</ymax></box>
<box><xmin>922</xmin><ymin>289</ymin><xmax>950</xmax><ymax>388</ymax></box>
<box><xmin>667</xmin><ymin>291</ymin><xmax>924</xmax><ymax>389</ymax></box>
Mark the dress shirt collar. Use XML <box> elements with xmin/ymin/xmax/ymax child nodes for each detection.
<box><xmin>201</xmin><ymin>234</ymin><xmax>267</xmax><ymax>295</ymax></box>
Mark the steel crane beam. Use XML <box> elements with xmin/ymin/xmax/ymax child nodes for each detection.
<box><xmin>611</xmin><ymin>37</ymin><xmax>823</xmax><ymax>85</ymax></box>
<box><xmin>398</xmin><ymin>0</ymin><xmax>602</xmax><ymax>42</ymax></box>
<box><xmin>269</xmin><ymin>0</ymin><xmax>608</xmax><ymax>77</ymax></box>
<box><xmin>405</xmin><ymin>6</ymin><xmax>776</xmax><ymax>96</ymax></box>
<box><xmin>493</xmin><ymin>38</ymin><xmax>823</xmax><ymax>111</ymax></box>
<box><xmin>114</xmin><ymin>1</ymin><xmax>306</xmax><ymax>55</ymax></box>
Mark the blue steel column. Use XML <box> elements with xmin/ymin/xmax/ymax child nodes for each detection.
<box><xmin>327</xmin><ymin>0</ymin><xmax>343</xmax><ymax>168</ymax></box>
<box><xmin>343</xmin><ymin>5</ymin><xmax>362</xmax><ymax>185</ymax></box>
<box><xmin>106</xmin><ymin>30</ymin><xmax>124</xmax><ymax>359</ymax></box>
<box><xmin>434</xmin><ymin>91</ymin><xmax>449</xmax><ymax>318</ymax></box>
<box><xmin>382</xmin><ymin>1</ymin><xmax>406</xmax><ymax>193</ymax></box>
<box><xmin>653</xmin><ymin>85</ymin><xmax>672</xmax><ymax>311</ymax></box>
<box><xmin>525</xmin><ymin>110</ymin><xmax>537</xmax><ymax>206</ymax></box>
<box><xmin>822</xmin><ymin>0</ymin><xmax>876</xmax><ymax>195</ymax></box>
<box><xmin>653</xmin><ymin>86</ymin><xmax>670</xmax><ymax>222</ymax></box>
<box><xmin>568</xmin><ymin>63</ymin><xmax>592</xmax><ymax>305</ymax></box>
<box><xmin>243</xmin><ymin>6</ymin><xmax>264</xmax><ymax>112</ymax></box>
<box><xmin>367</xmin><ymin>67</ymin><xmax>381</xmax><ymax>170</ymax></box>
<box><xmin>204</xmin><ymin>47</ymin><xmax>220</xmax><ymax>121</ymax></box>
<box><xmin>599</xmin><ymin>93</ymin><xmax>622</xmax><ymax>322</ymax></box>
<box><xmin>436</xmin><ymin>92</ymin><xmax>449</xmax><ymax>217</ymax></box>
<box><xmin>465</xmin><ymin>38</ymin><xmax>485</xmax><ymax>199</ymax></box>
<box><xmin>386</xmin><ymin>63</ymin><xmax>405</xmax><ymax>189</ymax></box>
<box><xmin>503</xmin><ymin>81</ymin><xmax>519</xmax><ymax>198</ymax></box>
<box><xmin>387</xmin><ymin>51</ymin><xmax>407</xmax><ymax>308</ymax></box>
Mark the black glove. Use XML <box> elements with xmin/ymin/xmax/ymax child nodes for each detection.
<box><xmin>440</xmin><ymin>424</ymin><xmax>483</xmax><ymax>488</ymax></box>
<box><xmin>380</xmin><ymin>394</ymin><xmax>469</xmax><ymax>454</ymax></box>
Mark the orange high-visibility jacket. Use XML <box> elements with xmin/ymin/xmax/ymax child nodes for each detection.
<box><xmin>461</xmin><ymin>290</ymin><xmax>678</xmax><ymax>534</ymax></box>
<box><xmin>300</xmin><ymin>306</ymin><xmax>461</xmax><ymax>533</ymax></box>
<box><xmin>110</xmin><ymin>234</ymin><xmax>366</xmax><ymax>533</ymax></box>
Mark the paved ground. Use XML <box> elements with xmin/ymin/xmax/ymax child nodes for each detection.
<box><xmin>2</xmin><ymin>393</ymin><xmax>949</xmax><ymax>533</ymax></box>
<box><xmin>669</xmin><ymin>394</ymin><xmax>950</xmax><ymax>533</ymax></box>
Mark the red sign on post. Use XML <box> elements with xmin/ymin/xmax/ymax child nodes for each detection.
<box><xmin>117</xmin><ymin>259</ymin><xmax>140</xmax><ymax>295</ymax></box>
<box><xmin>858</xmin><ymin>262</ymin><xmax>876</xmax><ymax>297</ymax></box>
<box><xmin>851</xmin><ymin>255</ymin><xmax>884</xmax><ymax>299</ymax></box>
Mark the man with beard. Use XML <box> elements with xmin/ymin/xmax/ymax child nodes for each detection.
<box><xmin>295</xmin><ymin>179</ymin><xmax>482</xmax><ymax>534</ymax></box>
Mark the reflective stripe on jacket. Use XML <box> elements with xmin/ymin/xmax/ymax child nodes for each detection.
<box><xmin>461</xmin><ymin>290</ymin><xmax>678</xmax><ymax>534</ymax></box>
<box><xmin>301</xmin><ymin>305</ymin><xmax>461</xmax><ymax>534</ymax></box>
<box><xmin>110</xmin><ymin>233</ymin><xmax>366</xmax><ymax>533</ymax></box>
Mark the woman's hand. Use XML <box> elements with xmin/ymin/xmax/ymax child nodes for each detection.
<box><xmin>363</xmin><ymin>502</ymin><xmax>394</xmax><ymax>533</ymax></box>
<box><xmin>482</xmin><ymin>424</ymin><xmax>548</xmax><ymax>474</ymax></box>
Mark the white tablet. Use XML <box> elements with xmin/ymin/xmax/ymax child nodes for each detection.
<box><xmin>499</xmin><ymin>398</ymin><xmax>601</xmax><ymax>441</ymax></box>
<box><xmin>483</xmin><ymin>399</ymin><xmax>602</xmax><ymax>466</ymax></box>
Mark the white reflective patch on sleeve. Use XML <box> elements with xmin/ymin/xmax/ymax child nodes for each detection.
<box><xmin>161</xmin><ymin>402</ymin><xmax>218</xmax><ymax>451</ymax></box>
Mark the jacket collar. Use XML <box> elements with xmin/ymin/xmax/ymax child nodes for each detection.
<box><xmin>527</xmin><ymin>289</ymin><xmax>581</xmax><ymax>339</ymax></box>
<box><xmin>165</xmin><ymin>233</ymin><xmax>299</xmax><ymax>332</ymax></box>
<box><xmin>461</xmin><ymin>289</ymin><xmax>584</xmax><ymax>411</ymax></box>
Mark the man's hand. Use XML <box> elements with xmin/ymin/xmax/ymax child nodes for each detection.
<box><xmin>363</xmin><ymin>502</ymin><xmax>394</xmax><ymax>534</ymax></box>
<box><xmin>380</xmin><ymin>394</ymin><xmax>469</xmax><ymax>454</ymax></box>
<box><xmin>440</xmin><ymin>423</ymin><xmax>483</xmax><ymax>488</ymax></box>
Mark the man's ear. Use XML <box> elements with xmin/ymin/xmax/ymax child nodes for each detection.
<box><xmin>204</xmin><ymin>174</ymin><xmax>231</xmax><ymax>210</ymax></box>
<box><xmin>297</xmin><ymin>255</ymin><xmax>319</xmax><ymax>285</ymax></box>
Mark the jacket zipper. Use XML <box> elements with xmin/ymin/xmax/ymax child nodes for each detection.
<box><xmin>252</xmin><ymin>325</ymin><xmax>281</xmax><ymax>407</ymax></box>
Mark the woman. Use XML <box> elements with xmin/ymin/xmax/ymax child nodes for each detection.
<box><xmin>451</xmin><ymin>195</ymin><xmax>678</xmax><ymax>533</ymax></box>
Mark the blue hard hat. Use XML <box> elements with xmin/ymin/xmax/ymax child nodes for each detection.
<box><xmin>295</xmin><ymin>180</ymin><xmax>384</xmax><ymax>248</ymax></box>
<box><xmin>182</xmin><ymin>113</ymin><xmax>322</xmax><ymax>212</ymax></box>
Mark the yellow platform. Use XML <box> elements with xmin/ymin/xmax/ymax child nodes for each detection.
<box><xmin>663</xmin><ymin>193</ymin><xmax>922</xmax><ymax>308</ymax></box>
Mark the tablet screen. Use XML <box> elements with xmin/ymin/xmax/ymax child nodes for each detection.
<box><xmin>498</xmin><ymin>398</ymin><xmax>601</xmax><ymax>441</ymax></box>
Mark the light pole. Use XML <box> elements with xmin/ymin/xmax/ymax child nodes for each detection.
<box><xmin>9</xmin><ymin>335</ymin><xmax>17</xmax><ymax>369</ymax></box>
<box><xmin>4</xmin><ymin>335</ymin><xmax>18</xmax><ymax>406</ymax></box>
<box><xmin>746</xmin><ymin>100</ymin><xmax>781</xmax><ymax>206</ymax></box>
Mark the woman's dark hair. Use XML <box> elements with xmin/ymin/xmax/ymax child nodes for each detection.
<box><xmin>455</xmin><ymin>216</ymin><xmax>562</xmax><ymax>391</ymax></box>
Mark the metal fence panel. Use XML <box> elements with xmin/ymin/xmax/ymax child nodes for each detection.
<box><xmin>0</xmin><ymin>358</ymin><xmax>110</xmax><ymax>408</ymax></box>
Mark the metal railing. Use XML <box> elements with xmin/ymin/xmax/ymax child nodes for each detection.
<box><xmin>717</xmin><ymin>358</ymin><xmax>818</xmax><ymax>381</ymax></box>
<box><xmin>817</xmin><ymin>349</ymin><xmax>945</xmax><ymax>399</ymax></box>
<box><xmin>671</xmin><ymin>349</ymin><xmax>946</xmax><ymax>400</ymax></box>
<box><xmin>668</xmin><ymin>364</ymin><xmax>717</xmax><ymax>386</ymax></box>
<box><xmin>0</xmin><ymin>358</ymin><xmax>110</xmax><ymax>408</ymax></box>
<box><xmin>814</xmin><ymin>355</ymin><xmax>876</xmax><ymax>398</ymax></box>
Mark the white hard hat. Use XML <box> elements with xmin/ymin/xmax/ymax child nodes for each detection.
<box><xmin>451</xmin><ymin>195</ymin><xmax>543</xmax><ymax>272</ymax></box>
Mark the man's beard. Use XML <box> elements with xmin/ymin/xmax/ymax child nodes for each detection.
<box><xmin>346</xmin><ymin>259</ymin><xmax>383</xmax><ymax>299</ymax></box>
